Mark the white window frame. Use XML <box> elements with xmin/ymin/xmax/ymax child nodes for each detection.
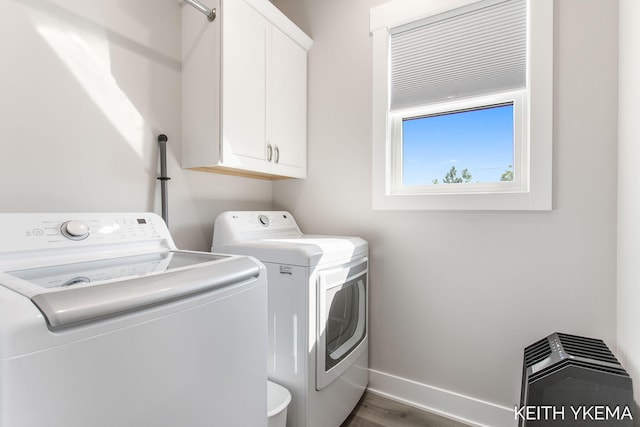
<box><xmin>371</xmin><ymin>0</ymin><xmax>553</xmax><ymax>211</ymax></box>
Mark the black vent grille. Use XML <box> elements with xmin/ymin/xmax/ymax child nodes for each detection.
<box><xmin>524</xmin><ymin>337</ymin><xmax>552</xmax><ymax>368</ymax></box>
<box><xmin>529</xmin><ymin>358</ymin><xmax>629</xmax><ymax>384</ymax></box>
<box><xmin>557</xmin><ymin>332</ymin><xmax>620</xmax><ymax>364</ymax></box>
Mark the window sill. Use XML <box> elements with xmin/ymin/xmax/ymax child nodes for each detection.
<box><xmin>371</xmin><ymin>189</ymin><xmax>552</xmax><ymax>211</ymax></box>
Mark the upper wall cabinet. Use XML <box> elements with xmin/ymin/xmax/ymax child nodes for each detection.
<box><xmin>181</xmin><ymin>0</ymin><xmax>312</xmax><ymax>179</ymax></box>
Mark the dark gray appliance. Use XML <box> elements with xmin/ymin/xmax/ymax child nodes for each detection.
<box><xmin>519</xmin><ymin>332</ymin><xmax>634</xmax><ymax>426</ymax></box>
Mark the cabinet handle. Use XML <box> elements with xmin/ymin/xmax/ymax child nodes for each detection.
<box><xmin>274</xmin><ymin>146</ymin><xmax>280</xmax><ymax>163</ymax></box>
<box><xmin>267</xmin><ymin>144</ymin><xmax>273</xmax><ymax>162</ymax></box>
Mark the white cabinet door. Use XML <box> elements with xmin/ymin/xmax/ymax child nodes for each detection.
<box><xmin>270</xmin><ymin>28</ymin><xmax>307</xmax><ymax>178</ymax></box>
<box><xmin>221</xmin><ymin>0</ymin><xmax>270</xmax><ymax>174</ymax></box>
<box><xmin>181</xmin><ymin>0</ymin><xmax>311</xmax><ymax>179</ymax></box>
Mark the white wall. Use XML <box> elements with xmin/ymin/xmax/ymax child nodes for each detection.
<box><xmin>272</xmin><ymin>0</ymin><xmax>619</xmax><ymax>424</ymax></box>
<box><xmin>0</xmin><ymin>0</ymin><xmax>271</xmax><ymax>251</ymax></box>
<box><xmin>0</xmin><ymin>0</ymin><xmax>628</xmax><ymax>423</ymax></box>
<box><xmin>618</xmin><ymin>0</ymin><xmax>640</xmax><ymax>408</ymax></box>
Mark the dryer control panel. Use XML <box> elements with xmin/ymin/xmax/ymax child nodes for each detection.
<box><xmin>212</xmin><ymin>211</ymin><xmax>302</xmax><ymax>248</ymax></box>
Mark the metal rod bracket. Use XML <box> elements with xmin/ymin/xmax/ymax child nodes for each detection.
<box><xmin>182</xmin><ymin>0</ymin><xmax>216</xmax><ymax>22</ymax></box>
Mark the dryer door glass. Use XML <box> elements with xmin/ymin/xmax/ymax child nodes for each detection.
<box><xmin>325</xmin><ymin>274</ymin><xmax>366</xmax><ymax>370</ymax></box>
<box><xmin>317</xmin><ymin>257</ymin><xmax>367</xmax><ymax>390</ymax></box>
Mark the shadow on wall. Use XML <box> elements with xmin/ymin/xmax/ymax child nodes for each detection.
<box><xmin>2</xmin><ymin>0</ymin><xmax>180</xmax><ymax>212</ymax></box>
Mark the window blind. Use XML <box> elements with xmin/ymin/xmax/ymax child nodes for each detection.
<box><xmin>390</xmin><ymin>0</ymin><xmax>526</xmax><ymax>111</ymax></box>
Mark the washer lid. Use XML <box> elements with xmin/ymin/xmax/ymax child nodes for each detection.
<box><xmin>1</xmin><ymin>251</ymin><xmax>261</xmax><ymax>330</ymax></box>
<box><xmin>214</xmin><ymin>234</ymin><xmax>368</xmax><ymax>266</ymax></box>
<box><xmin>6</xmin><ymin>251</ymin><xmax>226</xmax><ymax>291</ymax></box>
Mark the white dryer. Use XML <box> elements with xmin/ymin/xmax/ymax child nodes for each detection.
<box><xmin>0</xmin><ymin>213</ymin><xmax>268</xmax><ymax>427</ymax></box>
<box><xmin>212</xmin><ymin>211</ymin><xmax>368</xmax><ymax>427</ymax></box>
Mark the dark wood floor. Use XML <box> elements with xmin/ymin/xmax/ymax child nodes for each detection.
<box><xmin>341</xmin><ymin>392</ymin><xmax>470</xmax><ymax>427</ymax></box>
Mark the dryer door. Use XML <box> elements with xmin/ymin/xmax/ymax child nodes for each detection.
<box><xmin>316</xmin><ymin>257</ymin><xmax>367</xmax><ymax>390</ymax></box>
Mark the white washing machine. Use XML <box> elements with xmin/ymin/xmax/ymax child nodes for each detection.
<box><xmin>0</xmin><ymin>213</ymin><xmax>268</xmax><ymax>427</ymax></box>
<box><xmin>212</xmin><ymin>211</ymin><xmax>369</xmax><ymax>427</ymax></box>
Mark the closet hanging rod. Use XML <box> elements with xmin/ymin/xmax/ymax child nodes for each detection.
<box><xmin>183</xmin><ymin>0</ymin><xmax>216</xmax><ymax>22</ymax></box>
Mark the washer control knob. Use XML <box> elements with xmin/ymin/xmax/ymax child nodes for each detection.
<box><xmin>61</xmin><ymin>220</ymin><xmax>90</xmax><ymax>240</ymax></box>
<box><xmin>258</xmin><ymin>215</ymin><xmax>269</xmax><ymax>227</ymax></box>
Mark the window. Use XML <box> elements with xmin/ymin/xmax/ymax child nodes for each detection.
<box><xmin>402</xmin><ymin>104</ymin><xmax>514</xmax><ymax>187</ymax></box>
<box><xmin>391</xmin><ymin>91</ymin><xmax>525</xmax><ymax>195</ymax></box>
<box><xmin>371</xmin><ymin>0</ymin><xmax>553</xmax><ymax>210</ymax></box>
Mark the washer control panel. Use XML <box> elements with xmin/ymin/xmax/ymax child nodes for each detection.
<box><xmin>0</xmin><ymin>213</ymin><xmax>169</xmax><ymax>253</ymax></box>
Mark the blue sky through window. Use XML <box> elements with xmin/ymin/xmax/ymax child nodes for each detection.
<box><xmin>402</xmin><ymin>104</ymin><xmax>514</xmax><ymax>186</ymax></box>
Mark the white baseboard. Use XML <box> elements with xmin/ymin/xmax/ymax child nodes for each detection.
<box><xmin>367</xmin><ymin>369</ymin><xmax>516</xmax><ymax>427</ymax></box>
